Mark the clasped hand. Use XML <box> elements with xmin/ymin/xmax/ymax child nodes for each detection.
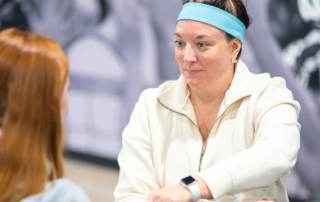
<box><xmin>147</xmin><ymin>185</ymin><xmax>278</xmax><ymax>202</ymax></box>
<box><xmin>147</xmin><ymin>184</ymin><xmax>193</xmax><ymax>202</ymax></box>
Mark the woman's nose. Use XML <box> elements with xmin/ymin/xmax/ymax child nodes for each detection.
<box><xmin>183</xmin><ymin>44</ymin><xmax>197</xmax><ymax>63</ymax></box>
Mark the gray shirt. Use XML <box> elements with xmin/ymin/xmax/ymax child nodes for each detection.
<box><xmin>20</xmin><ymin>179</ymin><xmax>91</xmax><ymax>202</ymax></box>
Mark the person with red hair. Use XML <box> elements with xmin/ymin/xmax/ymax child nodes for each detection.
<box><xmin>0</xmin><ymin>28</ymin><xmax>90</xmax><ymax>202</ymax></box>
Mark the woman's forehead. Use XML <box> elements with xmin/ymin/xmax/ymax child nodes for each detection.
<box><xmin>175</xmin><ymin>20</ymin><xmax>225</xmax><ymax>39</ymax></box>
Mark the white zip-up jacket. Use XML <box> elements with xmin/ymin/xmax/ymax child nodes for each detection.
<box><xmin>115</xmin><ymin>60</ymin><xmax>301</xmax><ymax>202</ymax></box>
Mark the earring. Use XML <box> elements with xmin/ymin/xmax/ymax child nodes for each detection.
<box><xmin>232</xmin><ymin>58</ymin><xmax>237</xmax><ymax>64</ymax></box>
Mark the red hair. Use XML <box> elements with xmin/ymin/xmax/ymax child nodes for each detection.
<box><xmin>0</xmin><ymin>28</ymin><xmax>68</xmax><ymax>202</ymax></box>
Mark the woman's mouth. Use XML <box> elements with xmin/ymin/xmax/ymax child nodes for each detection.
<box><xmin>185</xmin><ymin>69</ymin><xmax>202</xmax><ymax>76</ymax></box>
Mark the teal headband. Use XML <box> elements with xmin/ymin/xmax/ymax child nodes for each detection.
<box><xmin>176</xmin><ymin>3</ymin><xmax>246</xmax><ymax>44</ymax></box>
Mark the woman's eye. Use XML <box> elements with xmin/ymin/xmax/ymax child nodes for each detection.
<box><xmin>175</xmin><ymin>41</ymin><xmax>184</xmax><ymax>47</ymax></box>
<box><xmin>198</xmin><ymin>43</ymin><xmax>208</xmax><ymax>48</ymax></box>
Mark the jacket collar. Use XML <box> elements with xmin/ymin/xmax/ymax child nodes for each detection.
<box><xmin>157</xmin><ymin>60</ymin><xmax>256</xmax><ymax>118</ymax></box>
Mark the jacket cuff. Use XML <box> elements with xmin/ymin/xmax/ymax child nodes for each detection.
<box><xmin>195</xmin><ymin>164</ymin><xmax>234</xmax><ymax>200</ymax></box>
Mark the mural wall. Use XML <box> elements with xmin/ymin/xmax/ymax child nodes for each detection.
<box><xmin>0</xmin><ymin>0</ymin><xmax>319</xmax><ymax>200</ymax></box>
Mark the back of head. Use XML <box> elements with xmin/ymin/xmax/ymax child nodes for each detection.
<box><xmin>0</xmin><ymin>28</ymin><xmax>68</xmax><ymax>202</ymax></box>
<box><xmin>182</xmin><ymin>0</ymin><xmax>252</xmax><ymax>59</ymax></box>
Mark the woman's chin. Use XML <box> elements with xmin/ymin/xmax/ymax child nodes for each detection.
<box><xmin>185</xmin><ymin>77</ymin><xmax>204</xmax><ymax>90</ymax></box>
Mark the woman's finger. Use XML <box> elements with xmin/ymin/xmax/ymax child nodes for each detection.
<box><xmin>146</xmin><ymin>193</ymin><xmax>153</xmax><ymax>202</ymax></box>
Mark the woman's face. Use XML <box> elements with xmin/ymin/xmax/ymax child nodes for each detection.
<box><xmin>61</xmin><ymin>77</ymin><xmax>70</xmax><ymax>122</ymax></box>
<box><xmin>175</xmin><ymin>20</ymin><xmax>240</xmax><ymax>91</ymax></box>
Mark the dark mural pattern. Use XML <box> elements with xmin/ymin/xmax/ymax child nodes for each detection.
<box><xmin>0</xmin><ymin>0</ymin><xmax>319</xmax><ymax>201</ymax></box>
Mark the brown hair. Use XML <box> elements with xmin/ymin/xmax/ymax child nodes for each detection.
<box><xmin>0</xmin><ymin>28</ymin><xmax>68</xmax><ymax>202</ymax></box>
<box><xmin>182</xmin><ymin>0</ymin><xmax>252</xmax><ymax>59</ymax></box>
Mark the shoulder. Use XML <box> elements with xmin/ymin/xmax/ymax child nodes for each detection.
<box><xmin>52</xmin><ymin>179</ymin><xmax>86</xmax><ymax>193</ymax></box>
<box><xmin>20</xmin><ymin>179</ymin><xmax>90</xmax><ymax>202</ymax></box>
<box><xmin>250</xmin><ymin>75</ymin><xmax>301</xmax><ymax>119</ymax></box>
<box><xmin>253</xmin><ymin>75</ymin><xmax>296</xmax><ymax>103</ymax></box>
<box><xmin>138</xmin><ymin>79</ymin><xmax>178</xmax><ymax>104</ymax></box>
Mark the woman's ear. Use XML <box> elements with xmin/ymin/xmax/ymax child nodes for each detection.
<box><xmin>230</xmin><ymin>38</ymin><xmax>241</xmax><ymax>59</ymax></box>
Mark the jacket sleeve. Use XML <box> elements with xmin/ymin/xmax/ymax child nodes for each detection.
<box><xmin>114</xmin><ymin>90</ymin><xmax>160</xmax><ymax>202</ymax></box>
<box><xmin>196</xmin><ymin>78</ymin><xmax>301</xmax><ymax>199</ymax></box>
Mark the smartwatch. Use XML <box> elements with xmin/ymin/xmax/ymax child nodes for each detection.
<box><xmin>180</xmin><ymin>176</ymin><xmax>201</xmax><ymax>202</ymax></box>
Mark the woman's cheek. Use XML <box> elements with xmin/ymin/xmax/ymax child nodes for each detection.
<box><xmin>175</xmin><ymin>49</ymin><xmax>184</xmax><ymax>62</ymax></box>
<box><xmin>175</xmin><ymin>49</ymin><xmax>185</xmax><ymax>73</ymax></box>
<box><xmin>204</xmin><ymin>48</ymin><xmax>225</xmax><ymax>66</ymax></box>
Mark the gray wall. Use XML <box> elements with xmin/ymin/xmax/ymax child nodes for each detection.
<box><xmin>0</xmin><ymin>0</ymin><xmax>318</xmax><ymax>200</ymax></box>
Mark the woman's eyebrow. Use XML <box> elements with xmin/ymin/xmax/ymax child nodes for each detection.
<box><xmin>196</xmin><ymin>34</ymin><xmax>211</xmax><ymax>39</ymax></box>
<box><xmin>174</xmin><ymin>33</ymin><xmax>211</xmax><ymax>39</ymax></box>
<box><xmin>174</xmin><ymin>33</ymin><xmax>182</xmax><ymax>37</ymax></box>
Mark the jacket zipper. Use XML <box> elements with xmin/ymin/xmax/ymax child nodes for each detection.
<box><xmin>197</xmin><ymin>104</ymin><xmax>232</xmax><ymax>171</ymax></box>
<box><xmin>158</xmin><ymin>97</ymin><xmax>246</xmax><ymax>172</ymax></box>
<box><xmin>198</xmin><ymin>151</ymin><xmax>205</xmax><ymax>171</ymax></box>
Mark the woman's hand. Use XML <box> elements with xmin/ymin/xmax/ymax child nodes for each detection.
<box><xmin>147</xmin><ymin>184</ymin><xmax>193</xmax><ymax>202</ymax></box>
<box><xmin>242</xmin><ymin>198</ymin><xmax>278</xmax><ymax>202</ymax></box>
<box><xmin>147</xmin><ymin>176</ymin><xmax>212</xmax><ymax>202</ymax></box>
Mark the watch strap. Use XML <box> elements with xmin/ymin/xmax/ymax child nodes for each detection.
<box><xmin>188</xmin><ymin>181</ymin><xmax>201</xmax><ymax>202</ymax></box>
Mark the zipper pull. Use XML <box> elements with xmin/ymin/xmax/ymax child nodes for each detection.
<box><xmin>198</xmin><ymin>151</ymin><xmax>205</xmax><ymax>172</ymax></box>
<box><xmin>200</xmin><ymin>151</ymin><xmax>205</xmax><ymax>159</ymax></box>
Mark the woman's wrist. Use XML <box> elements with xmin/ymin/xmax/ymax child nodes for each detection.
<box><xmin>192</xmin><ymin>175</ymin><xmax>213</xmax><ymax>200</ymax></box>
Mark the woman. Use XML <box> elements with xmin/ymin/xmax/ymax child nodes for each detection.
<box><xmin>0</xmin><ymin>28</ymin><xmax>90</xmax><ymax>202</ymax></box>
<box><xmin>115</xmin><ymin>0</ymin><xmax>300</xmax><ymax>202</ymax></box>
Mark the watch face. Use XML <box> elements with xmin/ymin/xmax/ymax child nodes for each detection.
<box><xmin>181</xmin><ymin>176</ymin><xmax>195</xmax><ymax>185</ymax></box>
